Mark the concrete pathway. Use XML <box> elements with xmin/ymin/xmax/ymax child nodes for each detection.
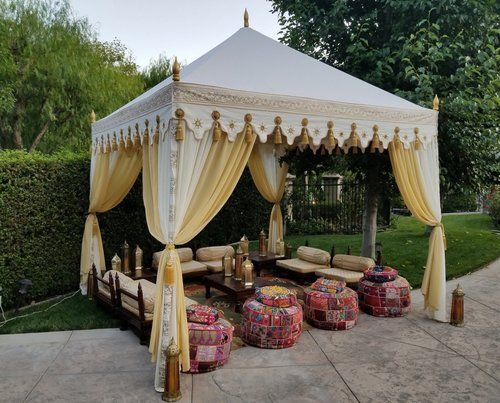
<box><xmin>1</xmin><ymin>259</ymin><xmax>499</xmax><ymax>402</ymax></box>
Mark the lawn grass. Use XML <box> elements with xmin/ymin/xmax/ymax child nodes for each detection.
<box><xmin>0</xmin><ymin>293</ymin><xmax>119</xmax><ymax>334</ymax></box>
<box><xmin>1</xmin><ymin>213</ymin><xmax>498</xmax><ymax>335</ymax></box>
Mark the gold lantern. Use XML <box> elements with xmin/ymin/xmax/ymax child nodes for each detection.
<box><xmin>242</xmin><ymin>258</ymin><xmax>254</xmax><ymax>287</ymax></box>
<box><xmin>223</xmin><ymin>251</ymin><xmax>233</xmax><ymax>277</ymax></box>
<box><xmin>258</xmin><ymin>230</ymin><xmax>267</xmax><ymax>257</ymax></box>
<box><xmin>450</xmin><ymin>284</ymin><xmax>465</xmax><ymax>327</ymax></box>
<box><xmin>122</xmin><ymin>240</ymin><xmax>131</xmax><ymax>275</ymax></box>
<box><xmin>275</xmin><ymin>238</ymin><xmax>285</xmax><ymax>257</ymax></box>
<box><xmin>111</xmin><ymin>253</ymin><xmax>122</xmax><ymax>272</ymax></box>
<box><xmin>234</xmin><ymin>246</ymin><xmax>244</xmax><ymax>280</ymax></box>
<box><xmin>285</xmin><ymin>243</ymin><xmax>293</xmax><ymax>259</ymax></box>
<box><xmin>162</xmin><ymin>338</ymin><xmax>181</xmax><ymax>402</ymax></box>
<box><xmin>239</xmin><ymin>234</ymin><xmax>249</xmax><ymax>256</ymax></box>
<box><xmin>134</xmin><ymin>244</ymin><xmax>143</xmax><ymax>273</ymax></box>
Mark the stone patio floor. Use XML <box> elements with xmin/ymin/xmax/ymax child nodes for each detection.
<box><xmin>1</xmin><ymin>259</ymin><xmax>499</xmax><ymax>402</ymax></box>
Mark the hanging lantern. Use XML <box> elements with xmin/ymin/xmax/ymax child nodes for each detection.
<box><xmin>239</xmin><ymin>234</ymin><xmax>249</xmax><ymax>256</ymax></box>
<box><xmin>223</xmin><ymin>251</ymin><xmax>233</xmax><ymax>277</ymax></box>
<box><xmin>258</xmin><ymin>230</ymin><xmax>267</xmax><ymax>256</ymax></box>
<box><xmin>122</xmin><ymin>241</ymin><xmax>131</xmax><ymax>275</ymax></box>
<box><xmin>234</xmin><ymin>246</ymin><xmax>244</xmax><ymax>281</ymax></box>
<box><xmin>111</xmin><ymin>253</ymin><xmax>122</xmax><ymax>272</ymax></box>
<box><xmin>450</xmin><ymin>284</ymin><xmax>465</xmax><ymax>327</ymax></box>
<box><xmin>275</xmin><ymin>238</ymin><xmax>285</xmax><ymax>257</ymax></box>
<box><xmin>162</xmin><ymin>338</ymin><xmax>182</xmax><ymax>402</ymax></box>
<box><xmin>242</xmin><ymin>258</ymin><xmax>254</xmax><ymax>287</ymax></box>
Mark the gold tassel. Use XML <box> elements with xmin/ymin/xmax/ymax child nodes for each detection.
<box><xmin>133</xmin><ymin>123</ymin><xmax>141</xmax><ymax>148</ymax></box>
<box><xmin>335</xmin><ymin>146</ymin><xmax>341</xmax><ymax>155</ymax></box>
<box><xmin>350</xmin><ymin>123</ymin><xmax>358</xmax><ymax>154</ymax></box>
<box><xmin>394</xmin><ymin>127</ymin><xmax>402</xmax><ymax>149</ymax></box>
<box><xmin>143</xmin><ymin>122</ymin><xmax>149</xmax><ymax>144</ymax></box>
<box><xmin>244</xmin><ymin>113</ymin><xmax>253</xmax><ymax>143</ymax></box>
<box><xmin>326</xmin><ymin>121</ymin><xmax>336</xmax><ymax>148</ymax></box>
<box><xmin>126</xmin><ymin>127</ymin><xmax>133</xmax><ymax>149</ymax></box>
<box><xmin>153</xmin><ymin>115</ymin><xmax>160</xmax><ymax>144</ymax></box>
<box><xmin>414</xmin><ymin>127</ymin><xmax>421</xmax><ymax>150</ymax></box>
<box><xmin>119</xmin><ymin>129</ymin><xmax>125</xmax><ymax>150</ymax></box>
<box><xmin>105</xmin><ymin>137</ymin><xmax>111</xmax><ymax>153</ymax></box>
<box><xmin>273</xmin><ymin>116</ymin><xmax>283</xmax><ymax>144</ymax></box>
<box><xmin>111</xmin><ymin>132</ymin><xmax>118</xmax><ymax>152</ymax></box>
<box><xmin>300</xmin><ymin>118</ymin><xmax>309</xmax><ymax>145</ymax></box>
<box><xmin>99</xmin><ymin>135</ymin><xmax>104</xmax><ymax>154</ymax></box>
<box><xmin>211</xmin><ymin>110</ymin><xmax>222</xmax><ymax>141</ymax></box>
<box><xmin>174</xmin><ymin>109</ymin><xmax>185</xmax><ymax>141</ymax></box>
<box><xmin>370</xmin><ymin>125</ymin><xmax>380</xmax><ymax>153</ymax></box>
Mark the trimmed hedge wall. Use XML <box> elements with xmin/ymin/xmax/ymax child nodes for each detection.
<box><xmin>0</xmin><ymin>151</ymin><xmax>268</xmax><ymax>308</ymax></box>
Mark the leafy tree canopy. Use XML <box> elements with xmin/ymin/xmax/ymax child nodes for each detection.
<box><xmin>271</xmin><ymin>0</ymin><xmax>499</xmax><ymax>193</ymax></box>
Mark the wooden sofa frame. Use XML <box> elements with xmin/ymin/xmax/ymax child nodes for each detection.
<box><xmin>91</xmin><ymin>264</ymin><xmax>117</xmax><ymax>312</ymax></box>
<box><xmin>114</xmin><ymin>274</ymin><xmax>152</xmax><ymax>345</ymax></box>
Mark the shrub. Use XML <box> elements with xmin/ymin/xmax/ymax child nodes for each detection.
<box><xmin>442</xmin><ymin>190</ymin><xmax>478</xmax><ymax>213</ymax></box>
<box><xmin>0</xmin><ymin>151</ymin><xmax>267</xmax><ymax>308</ymax></box>
<box><xmin>489</xmin><ymin>191</ymin><xmax>500</xmax><ymax>228</ymax></box>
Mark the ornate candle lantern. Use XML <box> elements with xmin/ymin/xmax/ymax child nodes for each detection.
<box><xmin>234</xmin><ymin>246</ymin><xmax>244</xmax><ymax>280</ymax></box>
<box><xmin>239</xmin><ymin>234</ymin><xmax>249</xmax><ymax>256</ymax></box>
<box><xmin>111</xmin><ymin>253</ymin><xmax>122</xmax><ymax>272</ymax></box>
<box><xmin>122</xmin><ymin>240</ymin><xmax>131</xmax><ymax>275</ymax></box>
<box><xmin>285</xmin><ymin>243</ymin><xmax>293</xmax><ymax>259</ymax></box>
<box><xmin>242</xmin><ymin>258</ymin><xmax>254</xmax><ymax>287</ymax></box>
<box><xmin>275</xmin><ymin>238</ymin><xmax>285</xmax><ymax>257</ymax></box>
<box><xmin>450</xmin><ymin>284</ymin><xmax>465</xmax><ymax>327</ymax></box>
<box><xmin>134</xmin><ymin>244</ymin><xmax>143</xmax><ymax>274</ymax></box>
<box><xmin>162</xmin><ymin>338</ymin><xmax>181</xmax><ymax>402</ymax></box>
<box><xmin>258</xmin><ymin>230</ymin><xmax>267</xmax><ymax>256</ymax></box>
<box><xmin>223</xmin><ymin>251</ymin><xmax>233</xmax><ymax>277</ymax></box>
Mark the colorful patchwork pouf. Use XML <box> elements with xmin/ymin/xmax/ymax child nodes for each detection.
<box><xmin>187</xmin><ymin>305</ymin><xmax>234</xmax><ymax>373</ymax></box>
<box><xmin>358</xmin><ymin>266</ymin><xmax>411</xmax><ymax>317</ymax></box>
<box><xmin>241</xmin><ymin>286</ymin><xmax>302</xmax><ymax>349</ymax></box>
<box><xmin>304</xmin><ymin>278</ymin><xmax>358</xmax><ymax>330</ymax></box>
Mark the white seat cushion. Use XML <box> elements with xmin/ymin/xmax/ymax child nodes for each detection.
<box><xmin>277</xmin><ymin>258</ymin><xmax>328</xmax><ymax>274</ymax></box>
<box><xmin>181</xmin><ymin>260</ymin><xmax>208</xmax><ymax>274</ymax></box>
<box><xmin>98</xmin><ymin>270</ymin><xmax>133</xmax><ymax>293</ymax></box>
<box><xmin>315</xmin><ymin>268</ymin><xmax>364</xmax><ymax>283</ymax></box>
<box><xmin>202</xmin><ymin>260</ymin><xmax>224</xmax><ymax>273</ymax></box>
<box><xmin>332</xmin><ymin>254</ymin><xmax>375</xmax><ymax>272</ymax></box>
<box><xmin>120</xmin><ymin>279</ymin><xmax>156</xmax><ymax>314</ymax></box>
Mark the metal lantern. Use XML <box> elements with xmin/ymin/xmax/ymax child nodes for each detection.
<box><xmin>275</xmin><ymin>238</ymin><xmax>285</xmax><ymax>257</ymax></box>
<box><xmin>285</xmin><ymin>243</ymin><xmax>293</xmax><ymax>259</ymax></box>
<box><xmin>134</xmin><ymin>244</ymin><xmax>143</xmax><ymax>270</ymax></box>
<box><xmin>258</xmin><ymin>230</ymin><xmax>267</xmax><ymax>256</ymax></box>
<box><xmin>239</xmin><ymin>234</ymin><xmax>249</xmax><ymax>255</ymax></box>
<box><xmin>242</xmin><ymin>258</ymin><xmax>254</xmax><ymax>287</ymax></box>
<box><xmin>450</xmin><ymin>284</ymin><xmax>465</xmax><ymax>327</ymax></box>
<box><xmin>223</xmin><ymin>251</ymin><xmax>233</xmax><ymax>277</ymax></box>
<box><xmin>162</xmin><ymin>338</ymin><xmax>181</xmax><ymax>402</ymax></box>
<box><xmin>234</xmin><ymin>246</ymin><xmax>244</xmax><ymax>281</ymax></box>
<box><xmin>111</xmin><ymin>253</ymin><xmax>122</xmax><ymax>272</ymax></box>
<box><xmin>122</xmin><ymin>240</ymin><xmax>131</xmax><ymax>275</ymax></box>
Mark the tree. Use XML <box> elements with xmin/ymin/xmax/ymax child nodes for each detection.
<box><xmin>271</xmin><ymin>0</ymin><xmax>500</xmax><ymax>258</ymax></box>
<box><xmin>0</xmin><ymin>0</ymin><xmax>144</xmax><ymax>153</ymax></box>
<box><xmin>141</xmin><ymin>54</ymin><xmax>173</xmax><ymax>91</ymax></box>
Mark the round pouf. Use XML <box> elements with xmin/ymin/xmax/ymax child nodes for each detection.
<box><xmin>358</xmin><ymin>266</ymin><xmax>411</xmax><ymax>317</ymax></box>
<box><xmin>241</xmin><ymin>286</ymin><xmax>302</xmax><ymax>349</ymax></box>
<box><xmin>304</xmin><ymin>278</ymin><xmax>358</xmax><ymax>330</ymax></box>
<box><xmin>187</xmin><ymin>305</ymin><xmax>234</xmax><ymax>373</ymax></box>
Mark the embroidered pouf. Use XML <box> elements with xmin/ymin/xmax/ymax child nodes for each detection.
<box><xmin>358</xmin><ymin>266</ymin><xmax>411</xmax><ymax>317</ymax></box>
<box><xmin>241</xmin><ymin>286</ymin><xmax>302</xmax><ymax>349</ymax></box>
<box><xmin>187</xmin><ymin>305</ymin><xmax>234</xmax><ymax>373</ymax></box>
<box><xmin>304</xmin><ymin>278</ymin><xmax>358</xmax><ymax>330</ymax></box>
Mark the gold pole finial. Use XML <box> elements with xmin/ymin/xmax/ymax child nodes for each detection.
<box><xmin>244</xmin><ymin>8</ymin><xmax>249</xmax><ymax>27</ymax></box>
<box><xmin>433</xmin><ymin>94</ymin><xmax>439</xmax><ymax>111</ymax></box>
<box><xmin>90</xmin><ymin>110</ymin><xmax>96</xmax><ymax>123</ymax></box>
<box><xmin>172</xmin><ymin>57</ymin><xmax>180</xmax><ymax>82</ymax></box>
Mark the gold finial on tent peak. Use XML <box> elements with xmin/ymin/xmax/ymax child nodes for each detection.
<box><xmin>244</xmin><ymin>8</ymin><xmax>249</xmax><ymax>27</ymax></box>
<box><xmin>433</xmin><ymin>94</ymin><xmax>439</xmax><ymax>111</ymax></box>
<box><xmin>172</xmin><ymin>57</ymin><xmax>181</xmax><ymax>81</ymax></box>
<box><xmin>90</xmin><ymin>110</ymin><xmax>96</xmax><ymax>123</ymax></box>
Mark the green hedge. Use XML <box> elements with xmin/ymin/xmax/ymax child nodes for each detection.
<box><xmin>0</xmin><ymin>151</ymin><xmax>268</xmax><ymax>308</ymax></box>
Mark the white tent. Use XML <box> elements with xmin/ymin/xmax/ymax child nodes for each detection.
<box><xmin>82</xmin><ymin>16</ymin><xmax>445</xmax><ymax>390</ymax></box>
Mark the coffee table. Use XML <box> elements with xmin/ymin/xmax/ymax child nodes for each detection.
<box><xmin>248</xmin><ymin>251</ymin><xmax>283</xmax><ymax>277</ymax></box>
<box><xmin>128</xmin><ymin>268</ymin><xmax>157</xmax><ymax>283</ymax></box>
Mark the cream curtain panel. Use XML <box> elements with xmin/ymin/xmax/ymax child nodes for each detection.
<box><xmin>389</xmin><ymin>137</ymin><xmax>446</xmax><ymax>322</ymax></box>
<box><xmin>248</xmin><ymin>143</ymin><xmax>288</xmax><ymax>253</ymax></box>
<box><xmin>143</xmin><ymin>125</ymin><xmax>256</xmax><ymax>391</ymax></box>
<box><xmin>80</xmin><ymin>148</ymin><xmax>142</xmax><ymax>293</ymax></box>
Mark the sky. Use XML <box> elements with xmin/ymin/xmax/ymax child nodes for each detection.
<box><xmin>69</xmin><ymin>0</ymin><xmax>282</xmax><ymax>69</ymax></box>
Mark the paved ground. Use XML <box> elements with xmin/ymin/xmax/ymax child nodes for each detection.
<box><xmin>1</xmin><ymin>259</ymin><xmax>499</xmax><ymax>403</ymax></box>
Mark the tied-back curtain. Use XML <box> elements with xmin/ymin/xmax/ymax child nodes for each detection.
<box><xmin>389</xmin><ymin>137</ymin><xmax>446</xmax><ymax>322</ymax></box>
<box><xmin>248</xmin><ymin>143</ymin><xmax>288</xmax><ymax>252</ymax></box>
<box><xmin>80</xmin><ymin>149</ymin><xmax>142</xmax><ymax>293</ymax></box>
<box><xmin>143</xmin><ymin>123</ymin><xmax>256</xmax><ymax>390</ymax></box>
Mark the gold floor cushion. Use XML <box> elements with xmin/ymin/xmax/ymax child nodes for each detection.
<box><xmin>315</xmin><ymin>268</ymin><xmax>364</xmax><ymax>283</ymax></box>
<box><xmin>297</xmin><ymin>246</ymin><xmax>331</xmax><ymax>266</ymax></box>
<box><xmin>333</xmin><ymin>254</ymin><xmax>375</xmax><ymax>272</ymax></box>
<box><xmin>196</xmin><ymin>245</ymin><xmax>234</xmax><ymax>262</ymax></box>
<box><xmin>181</xmin><ymin>260</ymin><xmax>208</xmax><ymax>274</ymax></box>
<box><xmin>121</xmin><ymin>279</ymin><xmax>156</xmax><ymax>314</ymax></box>
<box><xmin>277</xmin><ymin>258</ymin><xmax>328</xmax><ymax>274</ymax></box>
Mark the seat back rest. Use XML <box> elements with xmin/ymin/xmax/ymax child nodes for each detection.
<box><xmin>297</xmin><ymin>246</ymin><xmax>330</xmax><ymax>266</ymax></box>
<box><xmin>196</xmin><ymin>245</ymin><xmax>235</xmax><ymax>261</ymax></box>
<box><xmin>332</xmin><ymin>254</ymin><xmax>375</xmax><ymax>272</ymax></box>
